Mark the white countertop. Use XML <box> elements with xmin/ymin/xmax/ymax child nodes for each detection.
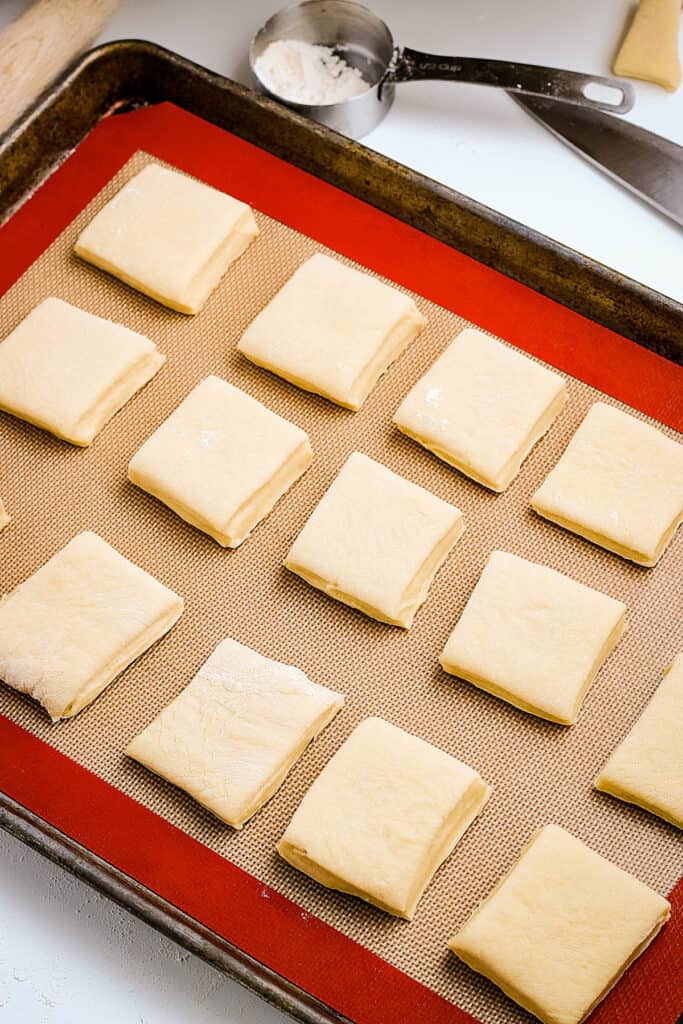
<box><xmin>1</xmin><ymin>2</ymin><xmax>681</xmax><ymax>1023</ymax></box>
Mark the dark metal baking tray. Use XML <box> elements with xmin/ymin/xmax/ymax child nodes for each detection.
<box><xmin>0</xmin><ymin>40</ymin><xmax>681</xmax><ymax>1024</ymax></box>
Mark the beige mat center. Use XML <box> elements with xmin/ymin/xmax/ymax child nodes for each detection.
<box><xmin>1</xmin><ymin>152</ymin><xmax>681</xmax><ymax>1024</ymax></box>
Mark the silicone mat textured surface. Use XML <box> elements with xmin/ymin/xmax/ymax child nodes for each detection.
<box><xmin>1</xmin><ymin>151</ymin><xmax>681</xmax><ymax>1024</ymax></box>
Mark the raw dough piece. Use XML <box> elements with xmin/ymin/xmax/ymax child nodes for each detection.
<box><xmin>596</xmin><ymin>653</ymin><xmax>683</xmax><ymax>828</ymax></box>
<box><xmin>393</xmin><ymin>328</ymin><xmax>566</xmax><ymax>491</ymax></box>
<box><xmin>75</xmin><ymin>163</ymin><xmax>259</xmax><ymax>314</ymax></box>
<box><xmin>0</xmin><ymin>500</ymin><xmax>9</xmax><ymax>531</ymax></box>
<box><xmin>278</xmin><ymin>717</ymin><xmax>491</xmax><ymax>919</ymax></box>
<box><xmin>128</xmin><ymin>375</ymin><xmax>312</xmax><ymax>547</ymax></box>
<box><xmin>0</xmin><ymin>532</ymin><xmax>183</xmax><ymax>721</ymax></box>
<box><xmin>614</xmin><ymin>0</ymin><xmax>681</xmax><ymax>91</ymax></box>
<box><xmin>449</xmin><ymin>824</ymin><xmax>670</xmax><ymax>1024</ymax></box>
<box><xmin>238</xmin><ymin>253</ymin><xmax>425</xmax><ymax>410</ymax></box>
<box><xmin>0</xmin><ymin>297</ymin><xmax>164</xmax><ymax>446</ymax></box>
<box><xmin>440</xmin><ymin>551</ymin><xmax>626</xmax><ymax>724</ymax></box>
<box><xmin>127</xmin><ymin>637</ymin><xmax>343</xmax><ymax>828</ymax></box>
<box><xmin>284</xmin><ymin>451</ymin><xmax>464</xmax><ymax>627</ymax></box>
<box><xmin>531</xmin><ymin>402</ymin><xmax>683</xmax><ymax>567</ymax></box>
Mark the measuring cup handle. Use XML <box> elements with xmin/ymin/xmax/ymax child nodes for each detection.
<box><xmin>389</xmin><ymin>47</ymin><xmax>634</xmax><ymax>114</ymax></box>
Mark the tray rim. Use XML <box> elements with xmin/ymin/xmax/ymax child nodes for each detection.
<box><xmin>0</xmin><ymin>43</ymin><xmax>681</xmax><ymax>1024</ymax></box>
<box><xmin>0</xmin><ymin>40</ymin><xmax>681</xmax><ymax>364</ymax></box>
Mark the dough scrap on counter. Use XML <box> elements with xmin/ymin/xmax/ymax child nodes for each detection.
<box><xmin>531</xmin><ymin>402</ymin><xmax>683</xmax><ymax>566</ymax></box>
<box><xmin>440</xmin><ymin>550</ymin><xmax>626</xmax><ymax>725</ymax></box>
<box><xmin>0</xmin><ymin>500</ymin><xmax>9</xmax><ymax>531</ymax></box>
<box><xmin>449</xmin><ymin>824</ymin><xmax>671</xmax><ymax>1024</ymax></box>
<box><xmin>284</xmin><ymin>451</ymin><xmax>464</xmax><ymax>627</ymax></box>
<box><xmin>393</xmin><ymin>328</ymin><xmax>566</xmax><ymax>491</ymax></box>
<box><xmin>0</xmin><ymin>297</ymin><xmax>164</xmax><ymax>446</ymax></box>
<box><xmin>0</xmin><ymin>531</ymin><xmax>183</xmax><ymax>721</ymax></box>
<box><xmin>238</xmin><ymin>252</ymin><xmax>425</xmax><ymax>410</ymax></box>
<box><xmin>128</xmin><ymin>375</ymin><xmax>311</xmax><ymax>547</ymax></box>
<box><xmin>278</xmin><ymin>716</ymin><xmax>491</xmax><ymax>919</ymax></box>
<box><xmin>613</xmin><ymin>0</ymin><xmax>681</xmax><ymax>91</ymax></box>
<box><xmin>75</xmin><ymin>162</ymin><xmax>259</xmax><ymax>314</ymax></box>
<box><xmin>127</xmin><ymin>637</ymin><xmax>343</xmax><ymax>828</ymax></box>
<box><xmin>596</xmin><ymin>652</ymin><xmax>683</xmax><ymax>828</ymax></box>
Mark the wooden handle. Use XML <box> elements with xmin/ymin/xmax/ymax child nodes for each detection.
<box><xmin>0</xmin><ymin>0</ymin><xmax>120</xmax><ymax>136</ymax></box>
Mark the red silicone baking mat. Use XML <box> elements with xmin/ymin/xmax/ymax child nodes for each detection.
<box><xmin>0</xmin><ymin>103</ymin><xmax>681</xmax><ymax>1024</ymax></box>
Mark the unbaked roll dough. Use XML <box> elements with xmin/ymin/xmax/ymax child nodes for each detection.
<box><xmin>596</xmin><ymin>652</ymin><xmax>683</xmax><ymax>828</ymax></box>
<box><xmin>127</xmin><ymin>637</ymin><xmax>343</xmax><ymax>828</ymax></box>
<box><xmin>278</xmin><ymin>717</ymin><xmax>491</xmax><ymax>919</ymax></box>
<box><xmin>531</xmin><ymin>402</ymin><xmax>683</xmax><ymax>567</ymax></box>
<box><xmin>75</xmin><ymin>162</ymin><xmax>259</xmax><ymax>314</ymax></box>
<box><xmin>0</xmin><ymin>297</ymin><xmax>164</xmax><ymax>446</ymax></box>
<box><xmin>128</xmin><ymin>375</ymin><xmax>312</xmax><ymax>547</ymax></box>
<box><xmin>440</xmin><ymin>551</ymin><xmax>626</xmax><ymax>725</ymax></box>
<box><xmin>394</xmin><ymin>328</ymin><xmax>566</xmax><ymax>491</ymax></box>
<box><xmin>0</xmin><ymin>500</ymin><xmax>9</xmax><ymax>531</ymax></box>
<box><xmin>0</xmin><ymin>532</ymin><xmax>183</xmax><ymax>721</ymax></box>
<box><xmin>285</xmin><ymin>451</ymin><xmax>465</xmax><ymax>628</ymax></box>
<box><xmin>449</xmin><ymin>824</ymin><xmax>671</xmax><ymax>1024</ymax></box>
<box><xmin>614</xmin><ymin>0</ymin><xmax>681</xmax><ymax>91</ymax></box>
<box><xmin>238</xmin><ymin>252</ymin><xmax>426</xmax><ymax>410</ymax></box>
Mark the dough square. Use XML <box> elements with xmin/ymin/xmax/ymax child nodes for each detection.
<box><xmin>237</xmin><ymin>252</ymin><xmax>426</xmax><ymax>410</ymax></box>
<box><xmin>127</xmin><ymin>637</ymin><xmax>343</xmax><ymax>828</ymax></box>
<box><xmin>0</xmin><ymin>297</ymin><xmax>164</xmax><ymax>446</ymax></box>
<box><xmin>74</xmin><ymin>162</ymin><xmax>259</xmax><ymax>314</ymax></box>
<box><xmin>531</xmin><ymin>402</ymin><xmax>683</xmax><ymax>567</ymax></box>
<box><xmin>128</xmin><ymin>375</ymin><xmax>312</xmax><ymax>547</ymax></box>
<box><xmin>0</xmin><ymin>532</ymin><xmax>183</xmax><ymax>721</ymax></box>
<box><xmin>596</xmin><ymin>653</ymin><xmax>683</xmax><ymax>828</ymax></box>
<box><xmin>440</xmin><ymin>550</ymin><xmax>626</xmax><ymax>724</ymax></box>
<box><xmin>284</xmin><ymin>451</ymin><xmax>465</xmax><ymax>628</ymax></box>
<box><xmin>449</xmin><ymin>824</ymin><xmax>670</xmax><ymax>1024</ymax></box>
<box><xmin>278</xmin><ymin>716</ymin><xmax>491</xmax><ymax>919</ymax></box>
<box><xmin>393</xmin><ymin>328</ymin><xmax>567</xmax><ymax>491</ymax></box>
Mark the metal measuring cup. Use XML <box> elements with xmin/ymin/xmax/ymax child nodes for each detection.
<box><xmin>249</xmin><ymin>0</ymin><xmax>634</xmax><ymax>140</ymax></box>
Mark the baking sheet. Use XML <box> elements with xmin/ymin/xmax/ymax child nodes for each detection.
<box><xmin>1</xmin><ymin>151</ymin><xmax>681</xmax><ymax>1024</ymax></box>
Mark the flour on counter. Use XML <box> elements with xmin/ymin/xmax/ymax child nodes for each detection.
<box><xmin>254</xmin><ymin>39</ymin><xmax>369</xmax><ymax>104</ymax></box>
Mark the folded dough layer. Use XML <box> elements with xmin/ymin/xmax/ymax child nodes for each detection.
<box><xmin>531</xmin><ymin>402</ymin><xmax>683</xmax><ymax>567</ymax></box>
<box><xmin>596</xmin><ymin>652</ymin><xmax>683</xmax><ymax>828</ymax></box>
<box><xmin>0</xmin><ymin>297</ymin><xmax>164</xmax><ymax>446</ymax></box>
<box><xmin>285</xmin><ymin>451</ymin><xmax>464</xmax><ymax>628</ymax></box>
<box><xmin>440</xmin><ymin>550</ymin><xmax>626</xmax><ymax>724</ymax></box>
<box><xmin>238</xmin><ymin>252</ymin><xmax>425</xmax><ymax>410</ymax></box>
<box><xmin>128</xmin><ymin>375</ymin><xmax>312</xmax><ymax>547</ymax></box>
<box><xmin>278</xmin><ymin>717</ymin><xmax>491</xmax><ymax>919</ymax></box>
<box><xmin>0</xmin><ymin>532</ymin><xmax>183</xmax><ymax>721</ymax></box>
<box><xmin>75</xmin><ymin>162</ymin><xmax>259</xmax><ymax>314</ymax></box>
<box><xmin>449</xmin><ymin>824</ymin><xmax>670</xmax><ymax>1024</ymax></box>
<box><xmin>127</xmin><ymin>637</ymin><xmax>343</xmax><ymax>828</ymax></box>
<box><xmin>394</xmin><ymin>328</ymin><xmax>567</xmax><ymax>491</ymax></box>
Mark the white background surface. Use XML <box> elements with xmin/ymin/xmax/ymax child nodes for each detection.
<box><xmin>0</xmin><ymin>2</ymin><xmax>681</xmax><ymax>1023</ymax></box>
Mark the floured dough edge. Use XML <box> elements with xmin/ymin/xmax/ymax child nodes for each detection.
<box><xmin>128</xmin><ymin>438</ymin><xmax>312</xmax><ymax>547</ymax></box>
<box><xmin>439</xmin><ymin>614</ymin><xmax>626</xmax><ymax>725</ymax></box>
<box><xmin>75</xmin><ymin>209</ymin><xmax>259</xmax><ymax>315</ymax></box>
<box><xmin>278</xmin><ymin>774</ymin><xmax>490</xmax><ymax>918</ymax></box>
<box><xmin>613</xmin><ymin>0</ymin><xmax>682</xmax><ymax>91</ymax></box>
<box><xmin>395</xmin><ymin>387</ymin><xmax>567</xmax><ymax>492</ymax></box>
<box><xmin>127</xmin><ymin>694</ymin><xmax>343</xmax><ymax>828</ymax></box>
<box><xmin>529</xmin><ymin>499</ymin><xmax>683</xmax><ymax>567</ymax></box>
<box><xmin>284</xmin><ymin>513</ymin><xmax>465</xmax><ymax>628</ymax></box>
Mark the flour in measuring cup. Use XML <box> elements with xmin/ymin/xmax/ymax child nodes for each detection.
<box><xmin>254</xmin><ymin>39</ymin><xmax>369</xmax><ymax>105</ymax></box>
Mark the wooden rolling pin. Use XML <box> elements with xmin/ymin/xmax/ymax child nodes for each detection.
<box><xmin>0</xmin><ymin>0</ymin><xmax>120</xmax><ymax>136</ymax></box>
